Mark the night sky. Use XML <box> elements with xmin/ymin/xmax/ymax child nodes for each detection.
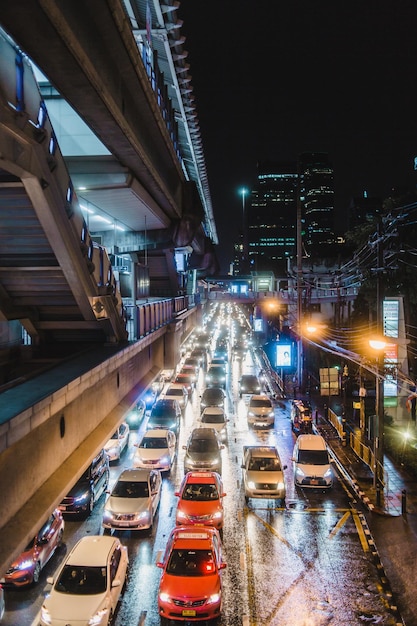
<box><xmin>178</xmin><ymin>1</ymin><xmax>417</xmax><ymax>272</ymax></box>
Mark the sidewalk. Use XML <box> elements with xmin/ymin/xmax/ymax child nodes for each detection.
<box><xmin>311</xmin><ymin>401</ymin><xmax>413</xmax><ymax>516</ymax></box>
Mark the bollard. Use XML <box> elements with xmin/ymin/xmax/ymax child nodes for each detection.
<box><xmin>402</xmin><ymin>489</ymin><xmax>407</xmax><ymax>517</ymax></box>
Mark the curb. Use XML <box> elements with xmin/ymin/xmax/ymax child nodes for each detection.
<box><xmin>357</xmin><ymin>511</ymin><xmax>406</xmax><ymax>625</ymax></box>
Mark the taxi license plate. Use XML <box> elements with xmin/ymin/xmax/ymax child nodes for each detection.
<box><xmin>182</xmin><ymin>610</ymin><xmax>196</xmax><ymax>617</ymax></box>
<box><xmin>310</xmin><ymin>479</ymin><xmax>318</xmax><ymax>485</ymax></box>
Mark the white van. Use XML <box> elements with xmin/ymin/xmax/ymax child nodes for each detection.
<box><xmin>292</xmin><ymin>434</ymin><xmax>333</xmax><ymax>488</ymax></box>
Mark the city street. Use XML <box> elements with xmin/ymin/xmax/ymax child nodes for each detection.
<box><xmin>2</xmin><ymin>345</ymin><xmax>399</xmax><ymax>626</ymax></box>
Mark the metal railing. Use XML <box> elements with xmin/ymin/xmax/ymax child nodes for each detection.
<box><xmin>328</xmin><ymin>409</ymin><xmax>346</xmax><ymax>444</ymax></box>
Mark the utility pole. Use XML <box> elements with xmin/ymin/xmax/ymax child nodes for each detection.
<box><xmin>374</xmin><ymin>215</ymin><xmax>385</xmax><ymax>488</ymax></box>
<box><xmin>296</xmin><ymin>167</ymin><xmax>303</xmax><ymax>395</ymax></box>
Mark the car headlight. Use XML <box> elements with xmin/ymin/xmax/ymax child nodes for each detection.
<box><xmin>248</xmin><ymin>412</ymin><xmax>255</xmax><ymax>417</ymax></box>
<box><xmin>247</xmin><ymin>481</ymin><xmax>256</xmax><ymax>489</ymax></box>
<box><xmin>18</xmin><ymin>559</ymin><xmax>35</xmax><ymax>570</ymax></box>
<box><xmin>295</xmin><ymin>467</ymin><xmax>305</xmax><ymax>477</ymax></box>
<box><xmin>269</xmin><ymin>411</ymin><xmax>274</xmax><ymax>417</ymax></box>
<box><xmin>324</xmin><ymin>468</ymin><xmax>332</xmax><ymax>478</ymax></box>
<box><xmin>103</xmin><ymin>510</ymin><xmax>114</xmax><ymax>522</ymax></box>
<box><xmin>88</xmin><ymin>607</ymin><xmax>109</xmax><ymax>625</ymax></box>
<box><xmin>136</xmin><ymin>511</ymin><xmax>150</xmax><ymax>521</ymax></box>
<box><xmin>207</xmin><ymin>592</ymin><xmax>221</xmax><ymax>604</ymax></box>
<box><xmin>41</xmin><ymin>606</ymin><xmax>52</xmax><ymax>625</ymax></box>
<box><xmin>176</xmin><ymin>510</ymin><xmax>188</xmax><ymax>521</ymax></box>
<box><xmin>213</xmin><ymin>511</ymin><xmax>223</xmax><ymax>519</ymax></box>
<box><xmin>277</xmin><ymin>482</ymin><xmax>285</xmax><ymax>490</ymax></box>
<box><xmin>159</xmin><ymin>591</ymin><xmax>170</xmax><ymax>602</ymax></box>
<box><xmin>75</xmin><ymin>490</ymin><xmax>90</xmax><ymax>503</ymax></box>
<box><xmin>160</xmin><ymin>455</ymin><xmax>170</xmax><ymax>465</ymax></box>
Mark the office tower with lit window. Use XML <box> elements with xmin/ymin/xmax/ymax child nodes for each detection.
<box><xmin>247</xmin><ymin>161</ymin><xmax>298</xmax><ymax>275</ymax></box>
<box><xmin>298</xmin><ymin>152</ymin><xmax>335</xmax><ymax>249</ymax></box>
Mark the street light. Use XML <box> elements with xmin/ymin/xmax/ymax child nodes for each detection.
<box><xmin>239</xmin><ymin>187</ymin><xmax>249</xmax><ymax>270</ymax></box>
<box><xmin>369</xmin><ymin>336</ymin><xmax>386</xmax><ymax>490</ymax></box>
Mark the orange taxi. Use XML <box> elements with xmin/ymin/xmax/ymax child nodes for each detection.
<box><xmin>175</xmin><ymin>471</ymin><xmax>226</xmax><ymax>530</ymax></box>
<box><xmin>157</xmin><ymin>526</ymin><xmax>226</xmax><ymax>622</ymax></box>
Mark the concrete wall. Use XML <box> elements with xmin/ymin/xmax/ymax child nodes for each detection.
<box><xmin>0</xmin><ymin>305</ymin><xmax>199</xmax><ymax>575</ymax></box>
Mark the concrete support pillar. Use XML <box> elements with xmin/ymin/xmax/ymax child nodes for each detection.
<box><xmin>164</xmin><ymin>319</ymin><xmax>184</xmax><ymax>369</ymax></box>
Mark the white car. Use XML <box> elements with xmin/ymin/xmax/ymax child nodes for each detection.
<box><xmin>104</xmin><ymin>422</ymin><xmax>130</xmax><ymax>461</ymax></box>
<box><xmin>242</xmin><ymin>446</ymin><xmax>286</xmax><ymax>503</ymax></box>
<box><xmin>246</xmin><ymin>395</ymin><xmax>275</xmax><ymax>428</ymax></box>
<box><xmin>134</xmin><ymin>429</ymin><xmax>177</xmax><ymax>472</ymax></box>
<box><xmin>164</xmin><ymin>384</ymin><xmax>188</xmax><ymax>410</ymax></box>
<box><xmin>200</xmin><ymin>407</ymin><xmax>228</xmax><ymax>442</ymax></box>
<box><xmin>102</xmin><ymin>468</ymin><xmax>162</xmax><ymax>531</ymax></box>
<box><xmin>40</xmin><ymin>535</ymin><xmax>128</xmax><ymax>626</ymax></box>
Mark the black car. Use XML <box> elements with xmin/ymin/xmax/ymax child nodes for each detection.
<box><xmin>59</xmin><ymin>449</ymin><xmax>110</xmax><ymax>518</ymax></box>
<box><xmin>239</xmin><ymin>374</ymin><xmax>261</xmax><ymax>397</ymax></box>
<box><xmin>200</xmin><ymin>387</ymin><xmax>226</xmax><ymax>413</ymax></box>
<box><xmin>147</xmin><ymin>399</ymin><xmax>182</xmax><ymax>434</ymax></box>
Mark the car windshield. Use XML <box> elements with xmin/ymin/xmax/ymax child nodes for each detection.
<box><xmin>110</xmin><ymin>430</ymin><xmax>119</xmax><ymax>440</ymax></box>
<box><xmin>250</xmin><ymin>399</ymin><xmax>272</xmax><ymax>408</ymax></box>
<box><xmin>202</xmin><ymin>391</ymin><xmax>223</xmax><ymax>403</ymax></box>
<box><xmin>202</xmin><ymin>414</ymin><xmax>225</xmax><ymax>424</ymax></box>
<box><xmin>189</xmin><ymin>439</ymin><xmax>219</xmax><ymax>453</ymax></box>
<box><xmin>152</xmin><ymin>405</ymin><xmax>174</xmax><ymax>417</ymax></box>
<box><xmin>166</xmin><ymin>549</ymin><xmax>215</xmax><ymax>576</ymax></box>
<box><xmin>248</xmin><ymin>458</ymin><xmax>281</xmax><ymax>471</ymax></box>
<box><xmin>55</xmin><ymin>565</ymin><xmax>107</xmax><ymax>595</ymax></box>
<box><xmin>298</xmin><ymin>450</ymin><xmax>329</xmax><ymax>465</ymax></box>
<box><xmin>141</xmin><ymin>437</ymin><xmax>167</xmax><ymax>449</ymax></box>
<box><xmin>182</xmin><ymin>483</ymin><xmax>219</xmax><ymax>501</ymax></box>
<box><xmin>112</xmin><ymin>480</ymin><xmax>149</xmax><ymax>498</ymax></box>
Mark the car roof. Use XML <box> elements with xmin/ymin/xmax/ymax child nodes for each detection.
<box><xmin>245</xmin><ymin>446</ymin><xmax>279</xmax><ymax>458</ymax></box>
<box><xmin>142</xmin><ymin>429</ymin><xmax>171</xmax><ymax>438</ymax></box>
<box><xmin>202</xmin><ymin>407</ymin><xmax>224</xmax><ymax>415</ymax></box>
<box><xmin>297</xmin><ymin>434</ymin><xmax>327</xmax><ymax>449</ymax></box>
<box><xmin>249</xmin><ymin>395</ymin><xmax>271</xmax><ymax>402</ymax></box>
<box><xmin>240</xmin><ymin>374</ymin><xmax>258</xmax><ymax>380</ymax></box>
<box><xmin>183</xmin><ymin>471</ymin><xmax>220</xmax><ymax>484</ymax></box>
<box><xmin>202</xmin><ymin>387</ymin><xmax>224</xmax><ymax>396</ymax></box>
<box><xmin>154</xmin><ymin>399</ymin><xmax>177</xmax><ymax>407</ymax></box>
<box><xmin>190</xmin><ymin>427</ymin><xmax>219</xmax><ymax>440</ymax></box>
<box><xmin>118</xmin><ymin>468</ymin><xmax>153</xmax><ymax>481</ymax></box>
<box><xmin>170</xmin><ymin>526</ymin><xmax>216</xmax><ymax>548</ymax></box>
<box><xmin>66</xmin><ymin>535</ymin><xmax>118</xmax><ymax>567</ymax></box>
<box><xmin>167</xmin><ymin>384</ymin><xmax>186</xmax><ymax>390</ymax></box>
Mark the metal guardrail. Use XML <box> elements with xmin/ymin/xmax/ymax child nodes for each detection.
<box><xmin>327</xmin><ymin>408</ymin><xmax>346</xmax><ymax>444</ymax></box>
<box><xmin>349</xmin><ymin>431</ymin><xmax>385</xmax><ymax>487</ymax></box>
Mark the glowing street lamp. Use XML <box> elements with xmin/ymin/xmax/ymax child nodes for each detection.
<box><xmin>369</xmin><ymin>336</ymin><xmax>387</xmax><ymax>490</ymax></box>
<box><xmin>239</xmin><ymin>187</ymin><xmax>249</xmax><ymax>264</ymax></box>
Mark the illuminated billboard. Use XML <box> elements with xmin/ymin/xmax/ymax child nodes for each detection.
<box><xmin>276</xmin><ymin>344</ymin><xmax>292</xmax><ymax>367</ymax></box>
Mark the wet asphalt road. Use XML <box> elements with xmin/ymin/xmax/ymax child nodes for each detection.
<box><xmin>2</xmin><ymin>348</ymin><xmax>400</xmax><ymax>626</ymax></box>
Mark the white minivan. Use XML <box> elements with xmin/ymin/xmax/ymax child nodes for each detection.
<box><xmin>292</xmin><ymin>434</ymin><xmax>333</xmax><ymax>488</ymax></box>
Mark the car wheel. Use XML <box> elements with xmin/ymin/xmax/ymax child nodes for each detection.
<box><xmin>32</xmin><ymin>561</ymin><xmax>41</xmax><ymax>584</ymax></box>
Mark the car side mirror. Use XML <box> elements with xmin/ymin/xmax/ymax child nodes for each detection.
<box><xmin>283</xmin><ymin>464</ymin><xmax>287</xmax><ymax>470</ymax></box>
<box><xmin>46</xmin><ymin>576</ymin><xmax>54</xmax><ymax>585</ymax></box>
<box><xmin>174</xmin><ymin>491</ymin><xmax>180</xmax><ymax>497</ymax></box>
<box><xmin>222</xmin><ymin>492</ymin><xmax>227</xmax><ymax>497</ymax></box>
<box><xmin>112</xmin><ymin>579</ymin><xmax>121</xmax><ymax>588</ymax></box>
<box><xmin>182</xmin><ymin>445</ymin><xmax>187</xmax><ymax>450</ymax></box>
<box><xmin>156</xmin><ymin>561</ymin><xmax>164</xmax><ymax>569</ymax></box>
<box><xmin>219</xmin><ymin>562</ymin><xmax>227</xmax><ymax>570</ymax></box>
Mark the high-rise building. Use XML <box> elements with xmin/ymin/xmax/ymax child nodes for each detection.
<box><xmin>247</xmin><ymin>161</ymin><xmax>298</xmax><ymax>275</ymax></box>
<box><xmin>298</xmin><ymin>152</ymin><xmax>335</xmax><ymax>250</ymax></box>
